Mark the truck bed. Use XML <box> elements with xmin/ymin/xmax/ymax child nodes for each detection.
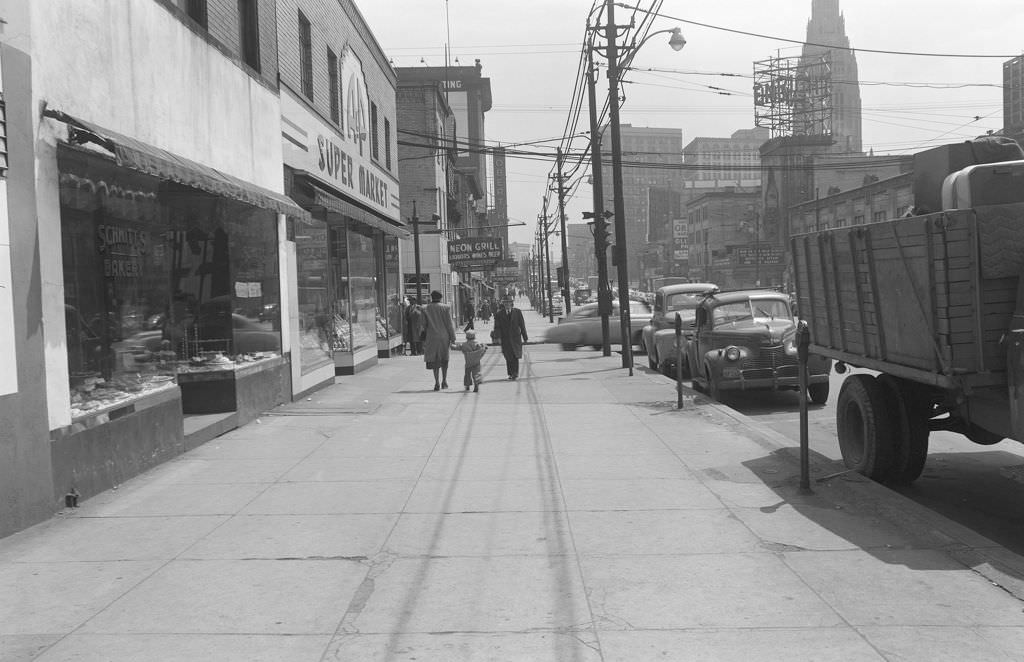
<box><xmin>791</xmin><ymin>203</ymin><xmax>1024</xmax><ymax>390</ymax></box>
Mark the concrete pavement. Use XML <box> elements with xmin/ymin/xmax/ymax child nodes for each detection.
<box><xmin>5</xmin><ymin>298</ymin><xmax>1024</xmax><ymax>660</ymax></box>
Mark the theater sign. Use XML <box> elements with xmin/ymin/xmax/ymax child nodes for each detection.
<box><xmin>280</xmin><ymin>46</ymin><xmax>400</xmax><ymax>222</ymax></box>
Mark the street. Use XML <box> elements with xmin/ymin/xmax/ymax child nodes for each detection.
<box><xmin>652</xmin><ymin>366</ymin><xmax>1024</xmax><ymax>556</ymax></box>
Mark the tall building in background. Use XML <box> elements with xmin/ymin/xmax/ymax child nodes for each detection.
<box><xmin>802</xmin><ymin>0</ymin><xmax>862</xmax><ymax>154</ymax></box>
<box><xmin>682</xmin><ymin>128</ymin><xmax>769</xmax><ymax>185</ymax></box>
<box><xmin>599</xmin><ymin>124</ymin><xmax>683</xmax><ymax>286</ymax></box>
<box><xmin>1004</xmin><ymin>55</ymin><xmax>1024</xmax><ymax>144</ymax></box>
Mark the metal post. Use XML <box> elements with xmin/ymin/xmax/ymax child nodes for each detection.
<box><xmin>585</xmin><ymin>42</ymin><xmax>612</xmax><ymax>356</ymax></box>
<box><xmin>605</xmin><ymin>0</ymin><xmax>633</xmax><ymax>375</ymax></box>
<box><xmin>412</xmin><ymin>200</ymin><xmax>423</xmax><ymax>305</ymax></box>
<box><xmin>797</xmin><ymin>320</ymin><xmax>812</xmax><ymax>493</ymax></box>
<box><xmin>675</xmin><ymin>312</ymin><xmax>684</xmax><ymax>408</ymax></box>
<box><xmin>556</xmin><ymin>147</ymin><xmax>572</xmax><ymax>315</ymax></box>
<box><xmin>754</xmin><ymin>209</ymin><xmax>760</xmax><ymax>287</ymax></box>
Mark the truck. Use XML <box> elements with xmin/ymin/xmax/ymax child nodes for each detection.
<box><xmin>791</xmin><ymin>137</ymin><xmax>1024</xmax><ymax>484</ymax></box>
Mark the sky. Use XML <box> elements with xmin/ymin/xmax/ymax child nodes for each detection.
<box><xmin>359</xmin><ymin>0</ymin><xmax>1024</xmax><ymax>247</ymax></box>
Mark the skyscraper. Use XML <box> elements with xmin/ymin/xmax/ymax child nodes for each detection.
<box><xmin>802</xmin><ymin>0</ymin><xmax>863</xmax><ymax>154</ymax></box>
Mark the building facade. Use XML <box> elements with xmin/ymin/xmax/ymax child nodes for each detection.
<box><xmin>790</xmin><ymin>172</ymin><xmax>913</xmax><ymax>236</ymax></box>
<box><xmin>598</xmin><ymin>124</ymin><xmax>683</xmax><ymax>286</ymax></box>
<box><xmin>277</xmin><ymin>0</ymin><xmax>406</xmax><ymax>379</ymax></box>
<box><xmin>1004</xmin><ymin>55</ymin><xmax>1024</xmax><ymax>144</ymax></box>
<box><xmin>0</xmin><ymin>0</ymin><xmax>320</xmax><ymax>536</ymax></box>
<box><xmin>682</xmin><ymin>128</ymin><xmax>769</xmax><ymax>185</ymax></box>
<box><xmin>685</xmin><ymin>188</ymin><xmax>768</xmax><ymax>288</ymax></box>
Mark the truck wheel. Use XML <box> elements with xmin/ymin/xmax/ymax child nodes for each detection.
<box><xmin>876</xmin><ymin>375</ymin><xmax>930</xmax><ymax>484</ymax></box>
<box><xmin>808</xmin><ymin>382</ymin><xmax>829</xmax><ymax>405</ymax></box>
<box><xmin>837</xmin><ymin>374</ymin><xmax>896</xmax><ymax>481</ymax></box>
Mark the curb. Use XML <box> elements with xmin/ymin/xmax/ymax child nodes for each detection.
<box><xmin>639</xmin><ymin>367</ymin><xmax>1024</xmax><ymax>600</ymax></box>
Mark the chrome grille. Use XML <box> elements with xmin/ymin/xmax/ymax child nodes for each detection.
<box><xmin>742</xmin><ymin>345</ymin><xmax>797</xmax><ymax>371</ymax></box>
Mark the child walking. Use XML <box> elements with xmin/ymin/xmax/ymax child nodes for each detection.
<box><xmin>457</xmin><ymin>330</ymin><xmax>488</xmax><ymax>393</ymax></box>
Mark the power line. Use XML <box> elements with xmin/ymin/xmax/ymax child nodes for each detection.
<box><xmin>617</xmin><ymin>2</ymin><xmax>1024</xmax><ymax>58</ymax></box>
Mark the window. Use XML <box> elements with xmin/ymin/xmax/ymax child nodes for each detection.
<box><xmin>853</xmin><ymin>214</ymin><xmax>865</xmax><ymax>225</ymax></box>
<box><xmin>873</xmin><ymin>210</ymin><xmax>887</xmax><ymax>223</ymax></box>
<box><xmin>384</xmin><ymin>118</ymin><xmax>392</xmax><ymax>170</ymax></box>
<box><xmin>238</xmin><ymin>0</ymin><xmax>260</xmax><ymax>72</ymax></box>
<box><xmin>298</xmin><ymin>11</ymin><xmax>313</xmax><ymax>101</ymax></box>
<box><xmin>186</xmin><ymin>0</ymin><xmax>207</xmax><ymax>29</ymax></box>
<box><xmin>370</xmin><ymin>102</ymin><xmax>379</xmax><ymax>160</ymax></box>
<box><xmin>327</xmin><ymin>48</ymin><xmax>340</xmax><ymax>123</ymax></box>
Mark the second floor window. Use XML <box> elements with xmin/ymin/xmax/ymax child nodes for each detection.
<box><xmin>187</xmin><ymin>0</ymin><xmax>208</xmax><ymax>29</ymax></box>
<box><xmin>327</xmin><ymin>49</ymin><xmax>340</xmax><ymax>123</ymax></box>
<box><xmin>238</xmin><ymin>0</ymin><xmax>260</xmax><ymax>72</ymax></box>
<box><xmin>299</xmin><ymin>11</ymin><xmax>313</xmax><ymax>101</ymax></box>
<box><xmin>384</xmin><ymin>118</ymin><xmax>392</xmax><ymax>170</ymax></box>
<box><xmin>370</xmin><ymin>103</ymin><xmax>379</xmax><ymax>160</ymax></box>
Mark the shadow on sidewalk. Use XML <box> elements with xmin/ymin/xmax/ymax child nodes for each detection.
<box><xmin>740</xmin><ymin>447</ymin><xmax>1024</xmax><ymax>583</ymax></box>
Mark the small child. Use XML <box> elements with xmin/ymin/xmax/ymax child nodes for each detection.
<box><xmin>457</xmin><ymin>330</ymin><xmax>488</xmax><ymax>392</ymax></box>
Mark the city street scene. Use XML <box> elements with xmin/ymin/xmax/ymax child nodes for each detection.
<box><xmin>5</xmin><ymin>0</ymin><xmax>1024</xmax><ymax>660</ymax></box>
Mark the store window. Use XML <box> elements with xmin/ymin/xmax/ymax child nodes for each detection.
<box><xmin>294</xmin><ymin>218</ymin><xmax>333</xmax><ymax>373</ymax></box>
<box><xmin>347</xmin><ymin>221</ymin><xmax>377</xmax><ymax>351</ymax></box>
<box><xmin>58</xmin><ymin>146</ymin><xmax>282</xmax><ymax>419</ymax></box>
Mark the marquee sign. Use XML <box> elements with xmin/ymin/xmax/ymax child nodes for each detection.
<box><xmin>448</xmin><ymin>237</ymin><xmax>504</xmax><ymax>268</ymax></box>
<box><xmin>280</xmin><ymin>49</ymin><xmax>400</xmax><ymax>222</ymax></box>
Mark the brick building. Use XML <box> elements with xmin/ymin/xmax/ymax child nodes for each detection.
<box><xmin>685</xmin><ymin>188</ymin><xmax>769</xmax><ymax>288</ymax></box>
<box><xmin>599</xmin><ymin>124</ymin><xmax>683</xmax><ymax>287</ymax></box>
<box><xmin>277</xmin><ymin>0</ymin><xmax>407</xmax><ymax>378</ymax></box>
<box><xmin>3</xmin><ymin>0</ymin><xmax>315</xmax><ymax>537</ymax></box>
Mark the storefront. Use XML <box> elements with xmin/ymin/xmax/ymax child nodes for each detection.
<box><xmin>280</xmin><ymin>81</ymin><xmax>405</xmax><ymax>379</ymax></box>
<box><xmin>47</xmin><ymin>112</ymin><xmax>306</xmax><ymax>496</ymax></box>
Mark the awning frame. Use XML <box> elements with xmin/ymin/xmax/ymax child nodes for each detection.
<box><xmin>44</xmin><ymin>107</ymin><xmax>311</xmax><ymax>222</ymax></box>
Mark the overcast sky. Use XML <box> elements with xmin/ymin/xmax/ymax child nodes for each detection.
<box><xmin>359</xmin><ymin>0</ymin><xmax>1024</xmax><ymax>245</ymax></box>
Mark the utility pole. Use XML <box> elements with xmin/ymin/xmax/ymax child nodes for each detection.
<box><xmin>540</xmin><ymin>212</ymin><xmax>554</xmax><ymax>323</ymax></box>
<box><xmin>605</xmin><ymin>0</ymin><xmax>633</xmax><ymax>374</ymax></box>
<box><xmin>585</xmin><ymin>38</ymin><xmax>611</xmax><ymax>356</ymax></box>
<box><xmin>555</xmin><ymin>147</ymin><xmax>571</xmax><ymax>315</ymax></box>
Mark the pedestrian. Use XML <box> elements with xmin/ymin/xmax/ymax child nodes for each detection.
<box><xmin>422</xmin><ymin>290</ymin><xmax>457</xmax><ymax>390</ymax></box>
<box><xmin>493</xmin><ymin>294</ymin><xmax>528</xmax><ymax>380</ymax></box>
<box><xmin>406</xmin><ymin>296</ymin><xmax>424</xmax><ymax>355</ymax></box>
<box><xmin>479</xmin><ymin>299</ymin><xmax>491</xmax><ymax>322</ymax></box>
<box><xmin>463</xmin><ymin>297</ymin><xmax>475</xmax><ymax>332</ymax></box>
<box><xmin>456</xmin><ymin>329</ymin><xmax>487</xmax><ymax>392</ymax></box>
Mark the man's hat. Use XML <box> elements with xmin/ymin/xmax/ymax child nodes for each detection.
<box><xmin>465</xmin><ymin>330</ymin><xmax>476</xmax><ymax>339</ymax></box>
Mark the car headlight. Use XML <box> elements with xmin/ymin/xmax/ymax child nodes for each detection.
<box><xmin>784</xmin><ymin>337</ymin><xmax>797</xmax><ymax>355</ymax></box>
<box><xmin>724</xmin><ymin>346</ymin><xmax>741</xmax><ymax>362</ymax></box>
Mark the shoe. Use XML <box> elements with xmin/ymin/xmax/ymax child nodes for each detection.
<box><xmin>433</xmin><ymin>383</ymin><xmax>440</xmax><ymax>391</ymax></box>
<box><xmin>508</xmin><ymin>375</ymin><xmax>514</xmax><ymax>380</ymax></box>
<box><xmin>441</xmin><ymin>382</ymin><xmax>448</xmax><ymax>389</ymax></box>
<box><xmin>465</xmin><ymin>385</ymin><xmax>470</xmax><ymax>391</ymax></box>
<box><xmin>474</xmin><ymin>385</ymin><xmax>479</xmax><ymax>393</ymax></box>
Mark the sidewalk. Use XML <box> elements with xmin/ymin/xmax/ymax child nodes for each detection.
<box><xmin>4</xmin><ymin>298</ymin><xmax>1024</xmax><ymax>660</ymax></box>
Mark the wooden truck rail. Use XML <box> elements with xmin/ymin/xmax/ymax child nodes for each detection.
<box><xmin>790</xmin><ymin>202</ymin><xmax>1024</xmax><ymax>484</ymax></box>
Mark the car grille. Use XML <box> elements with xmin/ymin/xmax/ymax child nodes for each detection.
<box><xmin>742</xmin><ymin>344</ymin><xmax>797</xmax><ymax>371</ymax></box>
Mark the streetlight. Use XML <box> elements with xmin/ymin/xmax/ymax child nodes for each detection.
<box><xmin>596</xmin><ymin>2</ymin><xmax>685</xmax><ymax>375</ymax></box>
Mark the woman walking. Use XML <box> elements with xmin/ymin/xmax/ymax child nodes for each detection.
<box><xmin>422</xmin><ymin>290</ymin><xmax>457</xmax><ymax>390</ymax></box>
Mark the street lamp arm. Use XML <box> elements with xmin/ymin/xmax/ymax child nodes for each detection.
<box><xmin>621</xmin><ymin>27</ymin><xmax>685</xmax><ymax>65</ymax></box>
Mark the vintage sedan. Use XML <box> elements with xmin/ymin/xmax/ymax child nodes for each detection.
<box><xmin>543</xmin><ymin>300</ymin><xmax>652</xmax><ymax>350</ymax></box>
<box><xmin>640</xmin><ymin>282</ymin><xmax>717</xmax><ymax>376</ymax></box>
<box><xmin>686</xmin><ymin>290</ymin><xmax>831</xmax><ymax>402</ymax></box>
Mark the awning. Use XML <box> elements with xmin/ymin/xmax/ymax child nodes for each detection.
<box><xmin>44</xmin><ymin>108</ymin><xmax>310</xmax><ymax>221</ymax></box>
<box><xmin>310</xmin><ymin>184</ymin><xmax>410</xmax><ymax>239</ymax></box>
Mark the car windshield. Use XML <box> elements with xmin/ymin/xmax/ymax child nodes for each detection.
<box><xmin>665</xmin><ymin>293</ymin><xmax>699</xmax><ymax>312</ymax></box>
<box><xmin>712</xmin><ymin>298</ymin><xmax>790</xmax><ymax>326</ymax></box>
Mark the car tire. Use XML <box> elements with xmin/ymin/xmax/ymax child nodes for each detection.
<box><xmin>591</xmin><ymin>345</ymin><xmax>601</xmax><ymax>351</ymax></box>
<box><xmin>808</xmin><ymin>382</ymin><xmax>829</xmax><ymax>405</ymax></box>
<box><xmin>836</xmin><ymin>374</ymin><xmax>896</xmax><ymax>482</ymax></box>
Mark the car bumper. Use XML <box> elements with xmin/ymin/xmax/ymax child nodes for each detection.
<box><xmin>715</xmin><ymin>369</ymin><xmax>830</xmax><ymax>391</ymax></box>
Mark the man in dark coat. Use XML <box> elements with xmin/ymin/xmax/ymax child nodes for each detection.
<box><xmin>493</xmin><ymin>295</ymin><xmax>528</xmax><ymax>380</ymax></box>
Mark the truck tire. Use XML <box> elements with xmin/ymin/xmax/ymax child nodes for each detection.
<box><xmin>837</xmin><ymin>374</ymin><xmax>896</xmax><ymax>481</ymax></box>
<box><xmin>876</xmin><ymin>375</ymin><xmax>929</xmax><ymax>484</ymax></box>
<box><xmin>808</xmin><ymin>382</ymin><xmax>829</xmax><ymax>405</ymax></box>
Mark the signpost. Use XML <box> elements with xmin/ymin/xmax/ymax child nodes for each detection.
<box><xmin>447</xmin><ymin>236</ymin><xmax>504</xmax><ymax>269</ymax></box>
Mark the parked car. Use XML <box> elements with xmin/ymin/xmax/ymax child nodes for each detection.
<box><xmin>686</xmin><ymin>289</ymin><xmax>831</xmax><ymax>402</ymax></box>
<box><xmin>543</xmin><ymin>300</ymin><xmax>652</xmax><ymax>350</ymax></box>
<box><xmin>640</xmin><ymin>282</ymin><xmax>717</xmax><ymax>376</ymax></box>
